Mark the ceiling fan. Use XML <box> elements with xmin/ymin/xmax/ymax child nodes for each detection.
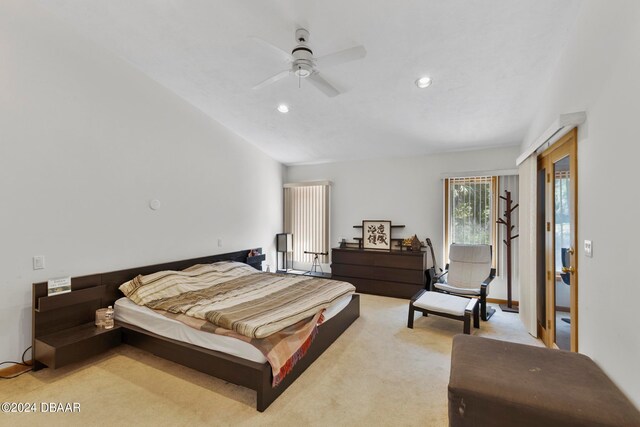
<box><xmin>252</xmin><ymin>28</ymin><xmax>366</xmax><ymax>97</ymax></box>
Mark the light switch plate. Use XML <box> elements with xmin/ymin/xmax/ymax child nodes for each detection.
<box><xmin>33</xmin><ymin>255</ymin><xmax>45</xmax><ymax>270</ymax></box>
<box><xmin>217</xmin><ymin>238</ymin><xmax>223</xmax><ymax>247</ymax></box>
<box><xmin>584</xmin><ymin>240</ymin><xmax>593</xmax><ymax>258</ymax></box>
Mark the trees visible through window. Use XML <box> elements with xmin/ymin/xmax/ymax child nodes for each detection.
<box><xmin>445</xmin><ymin>176</ymin><xmax>497</xmax><ymax>265</ymax></box>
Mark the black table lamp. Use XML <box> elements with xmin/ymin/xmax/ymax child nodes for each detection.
<box><xmin>276</xmin><ymin>233</ymin><xmax>293</xmax><ymax>272</ymax></box>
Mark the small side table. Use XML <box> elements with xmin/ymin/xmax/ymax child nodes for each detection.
<box><xmin>34</xmin><ymin>322</ymin><xmax>122</xmax><ymax>370</ymax></box>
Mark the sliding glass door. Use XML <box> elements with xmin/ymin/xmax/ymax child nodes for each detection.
<box><xmin>537</xmin><ymin>129</ymin><xmax>578</xmax><ymax>351</ymax></box>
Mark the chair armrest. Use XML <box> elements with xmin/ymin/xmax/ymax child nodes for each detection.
<box><xmin>480</xmin><ymin>268</ymin><xmax>497</xmax><ymax>292</ymax></box>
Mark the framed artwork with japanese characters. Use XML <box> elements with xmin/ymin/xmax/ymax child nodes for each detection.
<box><xmin>362</xmin><ymin>220</ymin><xmax>392</xmax><ymax>251</ymax></box>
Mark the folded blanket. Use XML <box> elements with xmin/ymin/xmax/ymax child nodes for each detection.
<box><xmin>158</xmin><ymin>307</ymin><xmax>326</xmax><ymax>387</ymax></box>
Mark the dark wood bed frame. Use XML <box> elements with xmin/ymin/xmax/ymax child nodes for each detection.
<box><xmin>32</xmin><ymin>249</ymin><xmax>360</xmax><ymax>411</ymax></box>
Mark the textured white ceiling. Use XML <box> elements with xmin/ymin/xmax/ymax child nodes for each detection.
<box><xmin>38</xmin><ymin>0</ymin><xmax>581</xmax><ymax>165</ymax></box>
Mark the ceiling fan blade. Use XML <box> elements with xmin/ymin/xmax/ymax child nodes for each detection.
<box><xmin>315</xmin><ymin>45</ymin><xmax>366</xmax><ymax>68</ymax></box>
<box><xmin>250</xmin><ymin>36</ymin><xmax>293</xmax><ymax>62</ymax></box>
<box><xmin>253</xmin><ymin>70</ymin><xmax>291</xmax><ymax>90</ymax></box>
<box><xmin>307</xmin><ymin>73</ymin><xmax>340</xmax><ymax>97</ymax></box>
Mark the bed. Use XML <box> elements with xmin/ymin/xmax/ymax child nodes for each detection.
<box><xmin>32</xmin><ymin>249</ymin><xmax>360</xmax><ymax>411</ymax></box>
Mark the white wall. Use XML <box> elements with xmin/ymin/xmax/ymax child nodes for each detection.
<box><xmin>521</xmin><ymin>0</ymin><xmax>640</xmax><ymax>406</ymax></box>
<box><xmin>0</xmin><ymin>1</ymin><xmax>283</xmax><ymax>363</ymax></box>
<box><xmin>286</xmin><ymin>146</ymin><xmax>520</xmax><ymax>300</ymax></box>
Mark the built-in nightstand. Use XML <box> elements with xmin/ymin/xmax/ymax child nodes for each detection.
<box><xmin>34</xmin><ymin>322</ymin><xmax>121</xmax><ymax>369</ymax></box>
<box><xmin>32</xmin><ymin>283</ymin><xmax>122</xmax><ymax>371</ymax></box>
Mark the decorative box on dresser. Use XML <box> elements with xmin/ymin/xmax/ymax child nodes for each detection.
<box><xmin>331</xmin><ymin>248</ymin><xmax>427</xmax><ymax>299</ymax></box>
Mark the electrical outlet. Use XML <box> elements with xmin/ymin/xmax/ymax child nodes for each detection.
<box><xmin>217</xmin><ymin>238</ymin><xmax>223</xmax><ymax>247</ymax></box>
<box><xmin>33</xmin><ymin>255</ymin><xmax>45</xmax><ymax>270</ymax></box>
<box><xmin>584</xmin><ymin>240</ymin><xmax>593</xmax><ymax>258</ymax></box>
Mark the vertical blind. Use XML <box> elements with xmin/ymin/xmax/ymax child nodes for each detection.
<box><xmin>283</xmin><ymin>182</ymin><xmax>330</xmax><ymax>267</ymax></box>
<box><xmin>446</xmin><ymin>176</ymin><xmax>495</xmax><ymax>246</ymax></box>
<box><xmin>517</xmin><ymin>156</ymin><xmax>538</xmax><ymax>335</ymax></box>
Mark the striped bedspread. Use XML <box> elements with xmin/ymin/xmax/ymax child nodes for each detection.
<box><xmin>119</xmin><ymin>261</ymin><xmax>355</xmax><ymax>339</ymax></box>
<box><xmin>119</xmin><ymin>260</ymin><xmax>355</xmax><ymax>385</ymax></box>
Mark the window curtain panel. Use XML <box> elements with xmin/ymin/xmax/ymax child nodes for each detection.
<box><xmin>518</xmin><ymin>156</ymin><xmax>538</xmax><ymax>336</ymax></box>
<box><xmin>283</xmin><ymin>183</ymin><xmax>330</xmax><ymax>271</ymax></box>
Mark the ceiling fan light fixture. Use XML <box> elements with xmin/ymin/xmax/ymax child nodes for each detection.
<box><xmin>295</xmin><ymin>69</ymin><xmax>311</xmax><ymax>78</ymax></box>
<box><xmin>277</xmin><ymin>104</ymin><xmax>289</xmax><ymax>113</ymax></box>
<box><xmin>415</xmin><ymin>76</ymin><xmax>433</xmax><ymax>89</ymax></box>
<box><xmin>294</xmin><ymin>64</ymin><xmax>313</xmax><ymax>78</ymax></box>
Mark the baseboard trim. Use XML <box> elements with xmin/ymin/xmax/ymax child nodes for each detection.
<box><xmin>0</xmin><ymin>360</ymin><xmax>32</xmax><ymax>378</ymax></box>
<box><xmin>487</xmin><ymin>298</ymin><xmax>519</xmax><ymax>306</ymax></box>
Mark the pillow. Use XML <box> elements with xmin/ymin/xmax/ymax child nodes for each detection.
<box><xmin>119</xmin><ymin>261</ymin><xmax>257</xmax><ymax>305</ymax></box>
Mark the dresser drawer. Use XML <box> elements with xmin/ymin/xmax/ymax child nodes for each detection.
<box><xmin>331</xmin><ymin>263</ymin><xmax>424</xmax><ymax>285</ymax></box>
<box><xmin>331</xmin><ymin>276</ymin><xmax>423</xmax><ymax>299</ymax></box>
<box><xmin>332</xmin><ymin>249</ymin><xmax>426</xmax><ymax>270</ymax></box>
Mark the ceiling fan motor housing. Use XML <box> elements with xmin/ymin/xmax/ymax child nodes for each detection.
<box><xmin>292</xmin><ymin>28</ymin><xmax>314</xmax><ymax>77</ymax></box>
<box><xmin>295</xmin><ymin>28</ymin><xmax>310</xmax><ymax>43</ymax></box>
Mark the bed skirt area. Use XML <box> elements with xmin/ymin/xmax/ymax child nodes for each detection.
<box><xmin>119</xmin><ymin>293</ymin><xmax>360</xmax><ymax>411</ymax></box>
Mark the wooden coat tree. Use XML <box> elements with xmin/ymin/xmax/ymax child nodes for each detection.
<box><xmin>496</xmin><ymin>190</ymin><xmax>519</xmax><ymax>313</ymax></box>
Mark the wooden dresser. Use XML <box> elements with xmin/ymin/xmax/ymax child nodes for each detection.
<box><xmin>331</xmin><ymin>248</ymin><xmax>427</xmax><ymax>298</ymax></box>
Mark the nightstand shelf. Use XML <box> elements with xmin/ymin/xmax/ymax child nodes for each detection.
<box><xmin>34</xmin><ymin>322</ymin><xmax>121</xmax><ymax>369</ymax></box>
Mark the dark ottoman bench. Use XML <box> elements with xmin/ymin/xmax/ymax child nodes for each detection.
<box><xmin>449</xmin><ymin>335</ymin><xmax>640</xmax><ymax>427</ymax></box>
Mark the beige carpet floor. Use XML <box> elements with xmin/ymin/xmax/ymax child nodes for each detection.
<box><xmin>0</xmin><ymin>294</ymin><xmax>540</xmax><ymax>427</ymax></box>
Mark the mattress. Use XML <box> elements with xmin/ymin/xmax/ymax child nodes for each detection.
<box><xmin>114</xmin><ymin>293</ymin><xmax>353</xmax><ymax>364</ymax></box>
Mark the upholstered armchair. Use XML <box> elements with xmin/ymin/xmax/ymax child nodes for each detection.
<box><xmin>431</xmin><ymin>244</ymin><xmax>496</xmax><ymax>320</ymax></box>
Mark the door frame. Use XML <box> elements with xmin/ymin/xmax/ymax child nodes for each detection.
<box><xmin>537</xmin><ymin>128</ymin><xmax>578</xmax><ymax>352</ymax></box>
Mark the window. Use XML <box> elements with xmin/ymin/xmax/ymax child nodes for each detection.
<box><xmin>554</xmin><ymin>167</ymin><xmax>571</xmax><ymax>272</ymax></box>
<box><xmin>283</xmin><ymin>182</ymin><xmax>330</xmax><ymax>270</ymax></box>
<box><xmin>444</xmin><ymin>176</ymin><xmax>498</xmax><ymax>265</ymax></box>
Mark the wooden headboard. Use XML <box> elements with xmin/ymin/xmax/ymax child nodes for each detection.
<box><xmin>32</xmin><ymin>248</ymin><xmax>264</xmax><ymax>360</ymax></box>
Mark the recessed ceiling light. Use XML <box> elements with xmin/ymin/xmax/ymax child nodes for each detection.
<box><xmin>415</xmin><ymin>76</ymin><xmax>432</xmax><ymax>89</ymax></box>
<box><xmin>277</xmin><ymin>104</ymin><xmax>289</xmax><ymax>113</ymax></box>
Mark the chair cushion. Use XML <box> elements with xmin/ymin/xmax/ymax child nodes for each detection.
<box><xmin>434</xmin><ymin>282</ymin><xmax>481</xmax><ymax>296</ymax></box>
<box><xmin>447</xmin><ymin>244</ymin><xmax>492</xmax><ymax>290</ymax></box>
<box><xmin>413</xmin><ymin>291</ymin><xmax>472</xmax><ymax>316</ymax></box>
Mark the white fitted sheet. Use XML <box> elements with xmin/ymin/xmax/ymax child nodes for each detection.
<box><xmin>114</xmin><ymin>293</ymin><xmax>353</xmax><ymax>364</ymax></box>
